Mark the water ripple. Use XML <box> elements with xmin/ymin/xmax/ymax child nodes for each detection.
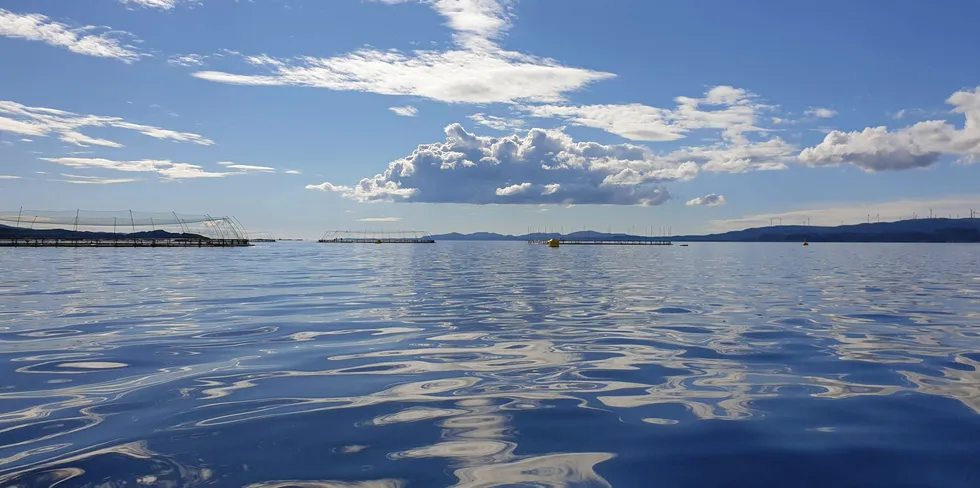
<box><xmin>1</xmin><ymin>243</ymin><xmax>980</xmax><ymax>487</ymax></box>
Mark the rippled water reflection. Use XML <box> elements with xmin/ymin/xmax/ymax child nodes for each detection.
<box><xmin>2</xmin><ymin>242</ymin><xmax>980</xmax><ymax>487</ymax></box>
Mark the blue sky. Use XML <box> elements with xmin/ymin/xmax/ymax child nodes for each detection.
<box><xmin>1</xmin><ymin>0</ymin><xmax>979</xmax><ymax>238</ymax></box>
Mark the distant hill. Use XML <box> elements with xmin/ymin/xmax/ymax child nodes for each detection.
<box><xmin>0</xmin><ymin>224</ymin><xmax>207</xmax><ymax>240</ymax></box>
<box><xmin>430</xmin><ymin>218</ymin><xmax>980</xmax><ymax>243</ymax></box>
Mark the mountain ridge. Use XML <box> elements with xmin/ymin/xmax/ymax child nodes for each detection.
<box><xmin>429</xmin><ymin>218</ymin><xmax>980</xmax><ymax>243</ymax></box>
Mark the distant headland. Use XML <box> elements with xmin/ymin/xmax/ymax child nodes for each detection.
<box><xmin>430</xmin><ymin>218</ymin><xmax>980</xmax><ymax>243</ymax></box>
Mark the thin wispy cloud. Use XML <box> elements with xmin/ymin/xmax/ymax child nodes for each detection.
<box><xmin>468</xmin><ymin>113</ymin><xmax>524</xmax><ymax>131</ymax></box>
<box><xmin>119</xmin><ymin>0</ymin><xmax>182</xmax><ymax>9</ymax></box>
<box><xmin>522</xmin><ymin>86</ymin><xmax>767</xmax><ymax>142</ymax></box>
<box><xmin>40</xmin><ymin>157</ymin><xmax>236</xmax><ymax>180</ymax></box>
<box><xmin>804</xmin><ymin>107</ymin><xmax>837</xmax><ymax>118</ymax></box>
<box><xmin>284</xmin><ymin>169</ymin><xmax>301</xmax><ymax>175</ymax></box>
<box><xmin>191</xmin><ymin>0</ymin><xmax>613</xmax><ymax>104</ymax></box>
<box><xmin>168</xmin><ymin>54</ymin><xmax>208</xmax><ymax>67</ymax></box>
<box><xmin>0</xmin><ymin>100</ymin><xmax>214</xmax><ymax>148</ymax></box>
<box><xmin>0</xmin><ymin>8</ymin><xmax>143</xmax><ymax>62</ymax></box>
<box><xmin>0</xmin><ymin>175</ymin><xmax>22</xmax><ymax>180</ymax></box>
<box><xmin>218</xmin><ymin>162</ymin><xmax>277</xmax><ymax>172</ymax></box>
<box><xmin>59</xmin><ymin>173</ymin><xmax>138</xmax><ymax>185</ymax></box>
<box><xmin>356</xmin><ymin>217</ymin><xmax>403</xmax><ymax>222</ymax></box>
<box><xmin>710</xmin><ymin>196</ymin><xmax>980</xmax><ymax>230</ymax></box>
<box><xmin>389</xmin><ymin>106</ymin><xmax>418</xmax><ymax>117</ymax></box>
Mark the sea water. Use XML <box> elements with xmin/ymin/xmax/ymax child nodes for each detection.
<box><xmin>1</xmin><ymin>242</ymin><xmax>979</xmax><ymax>487</ymax></box>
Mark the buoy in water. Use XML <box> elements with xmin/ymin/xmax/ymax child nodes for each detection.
<box><xmin>547</xmin><ymin>238</ymin><xmax>560</xmax><ymax>248</ymax></box>
<box><xmin>803</xmin><ymin>241</ymin><xmax>809</xmax><ymax>246</ymax></box>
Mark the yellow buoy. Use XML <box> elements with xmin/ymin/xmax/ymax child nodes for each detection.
<box><xmin>547</xmin><ymin>238</ymin><xmax>560</xmax><ymax>248</ymax></box>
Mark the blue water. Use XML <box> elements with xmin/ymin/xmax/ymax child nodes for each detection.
<box><xmin>2</xmin><ymin>242</ymin><xmax>980</xmax><ymax>487</ymax></box>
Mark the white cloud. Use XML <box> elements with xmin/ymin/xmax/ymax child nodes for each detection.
<box><xmin>804</xmin><ymin>107</ymin><xmax>837</xmax><ymax>118</ymax></box>
<box><xmin>686</xmin><ymin>194</ymin><xmax>726</xmax><ymax>206</ymax></box>
<box><xmin>119</xmin><ymin>0</ymin><xmax>181</xmax><ymax>9</ymax></box>
<box><xmin>495</xmin><ymin>182</ymin><xmax>531</xmax><ymax>196</ymax></box>
<box><xmin>40</xmin><ymin>157</ymin><xmax>235</xmax><ymax>179</ymax></box>
<box><xmin>667</xmin><ymin>137</ymin><xmax>796</xmax><ymax>173</ymax></box>
<box><xmin>19</xmin><ymin>138</ymin><xmax>33</xmax><ymax>142</ymax></box>
<box><xmin>306</xmin><ymin>182</ymin><xmax>352</xmax><ymax>192</ymax></box>
<box><xmin>284</xmin><ymin>169</ymin><xmax>301</xmax><ymax>174</ymax></box>
<box><xmin>193</xmin><ymin>0</ymin><xmax>613</xmax><ymax>104</ymax></box>
<box><xmin>0</xmin><ymin>100</ymin><xmax>214</xmax><ymax>147</ymax></box>
<box><xmin>0</xmin><ymin>175</ymin><xmax>22</xmax><ymax>180</ymax></box>
<box><xmin>306</xmin><ymin>123</ymin><xmax>699</xmax><ymax>205</ymax></box>
<box><xmin>709</xmin><ymin>196</ymin><xmax>980</xmax><ymax>231</ymax></box>
<box><xmin>389</xmin><ymin>105</ymin><xmax>419</xmax><ymax>117</ymax></box>
<box><xmin>893</xmin><ymin>109</ymin><xmax>906</xmax><ymax>120</ymax></box>
<box><xmin>0</xmin><ymin>8</ymin><xmax>143</xmax><ymax>62</ymax></box>
<box><xmin>798</xmin><ymin>87</ymin><xmax>980</xmax><ymax>171</ymax></box>
<box><xmin>168</xmin><ymin>54</ymin><xmax>207</xmax><ymax>67</ymax></box>
<box><xmin>59</xmin><ymin>173</ymin><xmax>137</xmax><ymax>184</ymax></box>
<box><xmin>218</xmin><ymin>161</ymin><xmax>276</xmax><ymax>172</ymax></box>
<box><xmin>467</xmin><ymin>113</ymin><xmax>524</xmax><ymax>131</ymax></box>
<box><xmin>522</xmin><ymin>86</ymin><xmax>767</xmax><ymax>142</ymax></box>
<box><xmin>59</xmin><ymin>131</ymin><xmax>125</xmax><ymax>148</ymax></box>
<box><xmin>356</xmin><ymin>217</ymin><xmax>403</xmax><ymax>222</ymax></box>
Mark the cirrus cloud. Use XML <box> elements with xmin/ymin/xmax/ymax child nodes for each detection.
<box><xmin>191</xmin><ymin>0</ymin><xmax>613</xmax><ymax>104</ymax></box>
<box><xmin>0</xmin><ymin>100</ymin><xmax>214</xmax><ymax>148</ymax></box>
<box><xmin>0</xmin><ymin>8</ymin><xmax>144</xmax><ymax>62</ymax></box>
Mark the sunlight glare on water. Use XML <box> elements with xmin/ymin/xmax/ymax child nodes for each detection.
<box><xmin>1</xmin><ymin>242</ymin><xmax>980</xmax><ymax>487</ymax></box>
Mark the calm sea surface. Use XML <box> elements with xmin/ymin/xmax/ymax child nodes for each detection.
<box><xmin>2</xmin><ymin>242</ymin><xmax>980</xmax><ymax>487</ymax></box>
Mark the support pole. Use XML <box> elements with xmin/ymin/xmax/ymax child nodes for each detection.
<box><xmin>15</xmin><ymin>206</ymin><xmax>22</xmax><ymax>228</ymax></box>
<box><xmin>130</xmin><ymin>210</ymin><xmax>136</xmax><ymax>233</ymax></box>
<box><xmin>74</xmin><ymin>209</ymin><xmax>79</xmax><ymax>232</ymax></box>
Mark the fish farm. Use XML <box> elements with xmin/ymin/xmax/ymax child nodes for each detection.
<box><xmin>0</xmin><ymin>209</ymin><xmax>252</xmax><ymax>247</ymax></box>
<box><xmin>318</xmin><ymin>230</ymin><xmax>435</xmax><ymax>244</ymax></box>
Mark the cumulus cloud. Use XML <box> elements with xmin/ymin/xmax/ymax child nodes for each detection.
<box><xmin>522</xmin><ymin>86</ymin><xmax>767</xmax><ymax>142</ymax></box>
<box><xmin>40</xmin><ymin>157</ymin><xmax>236</xmax><ymax>180</ymax></box>
<box><xmin>798</xmin><ymin>87</ymin><xmax>980</xmax><ymax>171</ymax></box>
<box><xmin>306</xmin><ymin>182</ymin><xmax>352</xmax><ymax>192</ymax></box>
<box><xmin>306</xmin><ymin>123</ymin><xmax>699</xmax><ymax>205</ymax></box>
<box><xmin>0</xmin><ymin>100</ymin><xmax>214</xmax><ymax>148</ymax></box>
<box><xmin>218</xmin><ymin>162</ymin><xmax>276</xmax><ymax>172</ymax></box>
<box><xmin>192</xmin><ymin>0</ymin><xmax>613</xmax><ymax>104</ymax></box>
<box><xmin>686</xmin><ymin>194</ymin><xmax>726</xmax><ymax>206</ymax></box>
<box><xmin>389</xmin><ymin>105</ymin><xmax>419</xmax><ymax>117</ymax></box>
<box><xmin>804</xmin><ymin>107</ymin><xmax>837</xmax><ymax>118</ymax></box>
<box><xmin>468</xmin><ymin>113</ymin><xmax>524</xmax><ymax>131</ymax></box>
<box><xmin>0</xmin><ymin>8</ymin><xmax>143</xmax><ymax>62</ymax></box>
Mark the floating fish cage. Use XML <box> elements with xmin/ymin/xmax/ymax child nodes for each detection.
<box><xmin>318</xmin><ymin>230</ymin><xmax>435</xmax><ymax>244</ymax></box>
<box><xmin>248</xmin><ymin>231</ymin><xmax>278</xmax><ymax>243</ymax></box>
<box><xmin>0</xmin><ymin>209</ymin><xmax>252</xmax><ymax>247</ymax></box>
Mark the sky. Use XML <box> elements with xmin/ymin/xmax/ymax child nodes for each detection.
<box><xmin>1</xmin><ymin>0</ymin><xmax>980</xmax><ymax>238</ymax></box>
